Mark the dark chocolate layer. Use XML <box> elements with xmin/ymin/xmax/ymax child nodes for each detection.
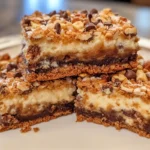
<box><xmin>27</xmin><ymin>54</ymin><xmax>137</xmax><ymax>73</ymax></box>
<box><xmin>75</xmin><ymin>108</ymin><xmax>150</xmax><ymax>134</ymax></box>
<box><xmin>0</xmin><ymin>102</ymin><xmax>74</xmax><ymax>127</ymax></box>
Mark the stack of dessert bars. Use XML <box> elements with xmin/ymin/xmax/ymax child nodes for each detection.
<box><xmin>0</xmin><ymin>8</ymin><xmax>150</xmax><ymax>138</ymax></box>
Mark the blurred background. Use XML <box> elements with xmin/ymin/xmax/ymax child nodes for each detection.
<box><xmin>0</xmin><ymin>0</ymin><xmax>150</xmax><ymax>38</ymax></box>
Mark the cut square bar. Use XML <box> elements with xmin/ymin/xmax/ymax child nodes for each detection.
<box><xmin>75</xmin><ymin>58</ymin><xmax>150</xmax><ymax>138</ymax></box>
<box><xmin>21</xmin><ymin>9</ymin><xmax>139</xmax><ymax>82</ymax></box>
<box><xmin>0</xmin><ymin>55</ymin><xmax>76</xmax><ymax>132</ymax></box>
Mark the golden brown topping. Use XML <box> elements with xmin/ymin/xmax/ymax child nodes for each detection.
<box><xmin>21</xmin><ymin>9</ymin><xmax>138</xmax><ymax>45</ymax></box>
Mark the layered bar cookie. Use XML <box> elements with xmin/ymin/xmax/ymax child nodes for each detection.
<box><xmin>21</xmin><ymin>8</ymin><xmax>139</xmax><ymax>82</ymax></box>
<box><xmin>0</xmin><ymin>55</ymin><xmax>76</xmax><ymax>132</ymax></box>
<box><xmin>75</xmin><ymin>57</ymin><xmax>150</xmax><ymax>138</ymax></box>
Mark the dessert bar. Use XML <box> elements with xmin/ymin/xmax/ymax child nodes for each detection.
<box><xmin>0</xmin><ymin>55</ymin><xmax>76</xmax><ymax>132</ymax></box>
<box><xmin>21</xmin><ymin>8</ymin><xmax>138</xmax><ymax>82</ymax></box>
<box><xmin>75</xmin><ymin>57</ymin><xmax>150</xmax><ymax>138</ymax></box>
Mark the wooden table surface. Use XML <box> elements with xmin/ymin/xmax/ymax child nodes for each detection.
<box><xmin>0</xmin><ymin>0</ymin><xmax>150</xmax><ymax>38</ymax></box>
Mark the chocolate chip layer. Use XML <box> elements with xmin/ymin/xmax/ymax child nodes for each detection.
<box><xmin>27</xmin><ymin>54</ymin><xmax>137</xmax><ymax>73</ymax></box>
<box><xmin>75</xmin><ymin>108</ymin><xmax>150</xmax><ymax>138</ymax></box>
<box><xmin>0</xmin><ymin>102</ymin><xmax>74</xmax><ymax>132</ymax></box>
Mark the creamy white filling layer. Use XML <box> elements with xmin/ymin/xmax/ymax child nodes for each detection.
<box><xmin>23</xmin><ymin>34</ymin><xmax>138</xmax><ymax>62</ymax></box>
<box><xmin>0</xmin><ymin>86</ymin><xmax>76</xmax><ymax>115</ymax></box>
<box><xmin>78</xmin><ymin>89</ymin><xmax>150</xmax><ymax>119</ymax></box>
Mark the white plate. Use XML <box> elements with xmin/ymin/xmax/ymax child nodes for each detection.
<box><xmin>0</xmin><ymin>36</ymin><xmax>150</xmax><ymax>150</ymax></box>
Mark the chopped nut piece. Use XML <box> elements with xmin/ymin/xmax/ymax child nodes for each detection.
<box><xmin>31</xmin><ymin>21</ymin><xmax>40</xmax><ymax>28</ymax></box>
<box><xmin>73</xmin><ymin>21</ymin><xmax>84</xmax><ymax>31</ymax></box>
<box><xmin>136</xmin><ymin>70</ymin><xmax>148</xmax><ymax>82</ymax></box>
<box><xmin>112</xmin><ymin>74</ymin><xmax>127</xmax><ymax>82</ymax></box>
<box><xmin>124</xmin><ymin>27</ymin><xmax>137</xmax><ymax>36</ymax></box>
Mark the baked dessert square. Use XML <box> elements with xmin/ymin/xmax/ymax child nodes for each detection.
<box><xmin>0</xmin><ymin>54</ymin><xmax>76</xmax><ymax>132</ymax></box>
<box><xmin>21</xmin><ymin>8</ymin><xmax>138</xmax><ymax>82</ymax></box>
<box><xmin>75</xmin><ymin>57</ymin><xmax>150</xmax><ymax>138</ymax></box>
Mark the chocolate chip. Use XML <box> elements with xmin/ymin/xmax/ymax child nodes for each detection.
<box><xmin>81</xmin><ymin>10</ymin><xmax>88</xmax><ymax>15</ymax></box>
<box><xmin>61</xmin><ymin>11</ymin><xmax>68</xmax><ymax>19</ymax></box>
<box><xmin>54</xmin><ymin>23</ymin><xmax>61</xmax><ymax>34</ymax></box>
<box><xmin>88</xmin><ymin>13</ymin><xmax>92</xmax><ymax>22</ymax></box>
<box><xmin>7</xmin><ymin>63</ymin><xmax>18</xmax><ymax>72</ymax></box>
<box><xmin>114</xmin><ymin>79</ymin><xmax>121</xmax><ymax>87</ymax></box>
<box><xmin>85</xmin><ymin>23</ymin><xmax>96</xmax><ymax>31</ymax></box>
<box><xmin>60</xmin><ymin>11</ymin><xmax>70</xmax><ymax>21</ymax></box>
<box><xmin>102</xmin><ymin>85</ymin><xmax>113</xmax><ymax>94</ymax></box>
<box><xmin>24</xmin><ymin>19</ymin><xmax>31</xmax><ymax>26</ymax></box>
<box><xmin>59</xmin><ymin>10</ymin><xmax>65</xmax><ymax>15</ymax></box>
<box><xmin>14</xmin><ymin>72</ymin><xmax>22</xmax><ymax>78</ymax></box>
<box><xmin>125</xmin><ymin>70</ymin><xmax>136</xmax><ymax>80</ymax></box>
<box><xmin>90</xmin><ymin>8</ymin><xmax>98</xmax><ymax>14</ymax></box>
<box><xmin>48</xmin><ymin>10</ymin><xmax>56</xmax><ymax>17</ymax></box>
<box><xmin>104</xmin><ymin>22</ymin><xmax>112</xmax><ymax>27</ymax></box>
<box><xmin>129</xmin><ymin>54</ymin><xmax>136</xmax><ymax>61</ymax></box>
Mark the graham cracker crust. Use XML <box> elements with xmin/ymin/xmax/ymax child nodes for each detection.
<box><xmin>26</xmin><ymin>61</ymin><xmax>137</xmax><ymax>82</ymax></box>
<box><xmin>0</xmin><ymin>102</ymin><xmax>74</xmax><ymax>132</ymax></box>
<box><xmin>75</xmin><ymin>109</ymin><xmax>150</xmax><ymax>138</ymax></box>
